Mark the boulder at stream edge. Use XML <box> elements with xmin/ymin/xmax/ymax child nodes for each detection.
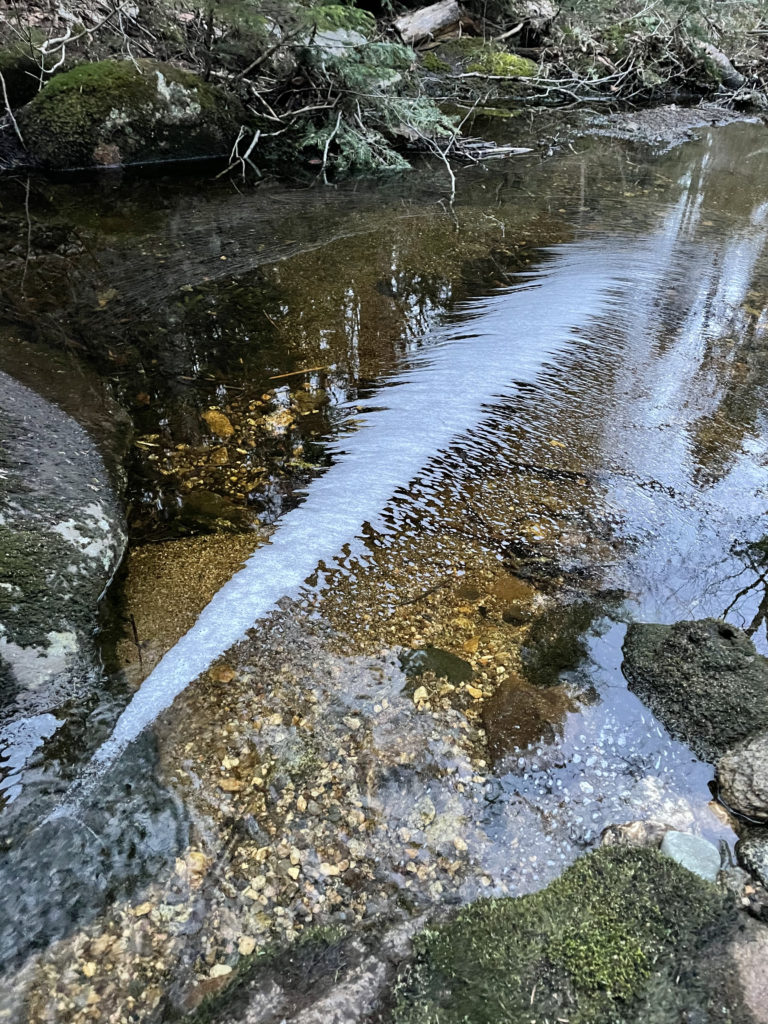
<box><xmin>16</xmin><ymin>59</ymin><xmax>245</xmax><ymax>169</ymax></box>
<box><xmin>0</xmin><ymin>371</ymin><xmax>126</xmax><ymax>726</ymax></box>
<box><xmin>391</xmin><ymin>845</ymin><xmax>753</xmax><ymax>1024</ymax></box>
<box><xmin>621</xmin><ymin>618</ymin><xmax>768</xmax><ymax>762</ymax></box>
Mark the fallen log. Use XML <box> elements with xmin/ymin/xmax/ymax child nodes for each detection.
<box><xmin>697</xmin><ymin>42</ymin><xmax>745</xmax><ymax>90</ymax></box>
<box><xmin>394</xmin><ymin>0</ymin><xmax>463</xmax><ymax>46</ymax></box>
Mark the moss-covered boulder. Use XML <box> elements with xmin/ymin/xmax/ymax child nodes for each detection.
<box><xmin>16</xmin><ymin>59</ymin><xmax>245</xmax><ymax>169</ymax></box>
<box><xmin>393</xmin><ymin>846</ymin><xmax>750</xmax><ymax>1024</ymax></box>
<box><xmin>622</xmin><ymin>619</ymin><xmax>768</xmax><ymax>762</ymax></box>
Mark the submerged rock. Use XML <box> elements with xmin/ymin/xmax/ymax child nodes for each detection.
<box><xmin>621</xmin><ymin>618</ymin><xmax>768</xmax><ymax>761</ymax></box>
<box><xmin>398</xmin><ymin>646</ymin><xmax>474</xmax><ymax>685</ymax></box>
<box><xmin>0</xmin><ymin>372</ymin><xmax>125</xmax><ymax>734</ymax></box>
<box><xmin>600</xmin><ymin>819</ymin><xmax>673</xmax><ymax>849</ymax></box>
<box><xmin>659</xmin><ymin>830</ymin><xmax>721</xmax><ymax>882</ymax></box>
<box><xmin>718</xmin><ymin>731</ymin><xmax>768</xmax><ymax>822</ymax></box>
<box><xmin>392</xmin><ymin>846</ymin><xmax>745</xmax><ymax>1024</ymax></box>
<box><xmin>16</xmin><ymin>59</ymin><xmax>244</xmax><ymax>169</ymax></box>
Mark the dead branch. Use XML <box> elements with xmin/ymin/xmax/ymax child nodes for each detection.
<box><xmin>394</xmin><ymin>0</ymin><xmax>463</xmax><ymax>46</ymax></box>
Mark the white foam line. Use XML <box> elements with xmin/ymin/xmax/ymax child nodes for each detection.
<box><xmin>49</xmin><ymin>238</ymin><xmax>658</xmax><ymax>815</ymax></box>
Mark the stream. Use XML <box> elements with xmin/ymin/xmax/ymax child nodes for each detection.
<box><xmin>1</xmin><ymin>119</ymin><xmax>768</xmax><ymax>1022</ymax></box>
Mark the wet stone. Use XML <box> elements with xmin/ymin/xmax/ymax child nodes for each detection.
<box><xmin>622</xmin><ymin>619</ymin><xmax>768</xmax><ymax>761</ymax></box>
<box><xmin>660</xmin><ymin>831</ymin><xmax>721</xmax><ymax>882</ymax></box>
<box><xmin>736</xmin><ymin>828</ymin><xmax>768</xmax><ymax>888</ymax></box>
<box><xmin>717</xmin><ymin>731</ymin><xmax>768</xmax><ymax>822</ymax></box>
<box><xmin>399</xmin><ymin>647</ymin><xmax>474</xmax><ymax>686</ymax></box>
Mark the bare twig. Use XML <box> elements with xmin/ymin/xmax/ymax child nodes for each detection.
<box><xmin>319</xmin><ymin>109</ymin><xmax>342</xmax><ymax>185</ymax></box>
<box><xmin>493</xmin><ymin>21</ymin><xmax>524</xmax><ymax>43</ymax></box>
<box><xmin>21</xmin><ymin>175</ymin><xmax>32</xmax><ymax>296</ymax></box>
<box><xmin>0</xmin><ymin>71</ymin><xmax>24</xmax><ymax>145</ymax></box>
<box><xmin>216</xmin><ymin>126</ymin><xmax>262</xmax><ymax>180</ymax></box>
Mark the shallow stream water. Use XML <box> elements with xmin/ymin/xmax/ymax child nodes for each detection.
<box><xmin>2</xmin><ymin>120</ymin><xmax>768</xmax><ymax>1021</ymax></box>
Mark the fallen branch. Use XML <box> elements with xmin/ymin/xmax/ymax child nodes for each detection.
<box><xmin>394</xmin><ymin>0</ymin><xmax>463</xmax><ymax>46</ymax></box>
<box><xmin>0</xmin><ymin>71</ymin><xmax>24</xmax><ymax>145</ymax></box>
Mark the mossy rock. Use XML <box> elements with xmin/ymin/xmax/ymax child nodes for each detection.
<box><xmin>17</xmin><ymin>59</ymin><xmax>246</xmax><ymax>169</ymax></box>
<box><xmin>466</xmin><ymin>50</ymin><xmax>538</xmax><ymax>77</ymax></box>
<box><xmin>393</xmin><ymin>846</ymin><xmax>749</xmax><ymax>1024</ymax></box>
<box><xmin>436</xmin><ymin>37</ymin><xmax>487</xmax><ymax>59</ymax></box>
<box><xmin>421</xmin><ymin>52</ymin><xmax>451</xmax><ymax>74</ymax></box>
<box><xmin>622</xmin><ymin>618</ymin><xmax>768</xmax><ymax>762</ymax></box>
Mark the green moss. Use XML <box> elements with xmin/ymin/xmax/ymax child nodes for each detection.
<box><xmin>393</xmin><ymin>846</ymin><xmax>743</xmax><ymax>1024</ymax></box>
<box><xmin>437</xmin><ymin>37</ymin><xmax>487</xmax><ymax>58</ymax></box>
<box><xmin>17</xmin><ymin>59</ymin><xmax>244</xmax><ymax>168</ymax></box>
<box><xmin>466</xmin><ymin>50</ymin><xmax>538</xmax><ymax>77</ymax></box>
<box><xmin>421</xmin><ymin>52</ymin><xmax>451</xmax><ymax>74</ymax></box>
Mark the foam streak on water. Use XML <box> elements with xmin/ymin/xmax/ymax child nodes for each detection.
<box><xmin>81</xmin><ymin>246</ymin><xmax>626</xmax><ymax>771</ymax></box>
<box><xmin>59</xmin><ymin>185</ymin><xmax>724</xmax><ymax>793</ymax></box>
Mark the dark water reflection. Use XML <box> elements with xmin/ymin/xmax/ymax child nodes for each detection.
<box><xmin>1</xmin><ymin>122</ymin><xmax>768</xmax><ymax>1019</ymax></box>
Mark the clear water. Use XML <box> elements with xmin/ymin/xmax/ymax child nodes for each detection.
<box><xmin>1</xmin><ymin>121</ymin><xmax>768</xmax><ymax>1021</ymax></box>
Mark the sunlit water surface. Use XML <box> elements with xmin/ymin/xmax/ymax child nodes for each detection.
<box><xmin>1</xmin><ymin>122</ymin><xmax>768</xmax><ymax>1020</ymax></box>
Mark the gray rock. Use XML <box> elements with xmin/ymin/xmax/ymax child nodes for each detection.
<box><xmin>0</xmin><ymin>371</ymin><xmax>126</xmax><ymax>723</ymax></box>
<box><xmin>717</xmin><ymin>732</ymin><xmax>768</xmax><ymax>822</ymax></box>
<box><xmin>17</xmin><ymin>59</ymin><xmax>244</xmax><ymax>170</ymax></box>
<box><xmin>314</xmin><ymin>28</ymin><xmax>367</xmax><ymax>56</ymax></box>
<box><xmin>622</xmin><ymin>618</ymin><xmax>768</xmax><ymax>761</ymax></box>
<box><xmin>728</xmin><ymin>916</ymin><xmax>768</xmax><ymax>1024</ymax></box>
<box><xmin>736</xmin><ymin>828</ymin><xmax>768</xmax><ymax>888</ymax></box>
<box><xmin>660</xmin><ymin>830</ymin><xmax>721</xmax><ymax>881</ymax></box>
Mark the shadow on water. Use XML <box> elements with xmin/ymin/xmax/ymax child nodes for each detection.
<box><xmin>2</xmin><ymin>122</ymin><xmax>768</xmax><ymax>1015</ymax></box>
<box><xmin>0</xmin><ymin>729</ymin><xmax>187</xmax><ymax>970</ymax></box>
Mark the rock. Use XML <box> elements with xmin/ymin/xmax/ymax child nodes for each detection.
<box><xmin>202</xmin><ymin>409</ymin><xmax>235</xmax><ymax>438</ymax></box>
<box><xmin>314</xmin><ymin>28</ymin><xmax>368</xmax><ymax>56</ymax></box>
<box><xmin>481</xmin><ymin>671</ymin><xmax>576</xmax><ymax>761</ymax></box>
<box><xmin>660</xmin><ymin>830</ymin><xmax>721</xmax><ymax>882</ymax></box>
<box><xmin>16</xmin><ymin>59</ymin><xmax>245</xmax><ymax>170</ymax></box>
<box><xmin>622</xmin><ymin>618</ymin><xmax>768</xmax><ymax>761</ymax></box>
<box><xmin>399</xmin><ymin>646</ymin><xmax>474</xmax><ymax>685</ymax></box>
<box><xmin>393</xmin><ymin>846</ymin><xmax>746</xmax><ymax>1024</ymax></box>
<box><xmin>728</xmin><ymin>916</ymin><xmax>768</xmax><ymax>1024</ymax></box>
<box><xmin>600</xmin><ymin>819</ymin><xmax>673</xmax><ymax>848</ymax></box>
<box><xmin>0</xmin><ymin>371</ymin><xmax>126</xmax><ymax>734</ymax></box>
<box><xmin>736</xmin><ymin>828</ymin><xmax>768</xmax><ymax>888</ymax></box>
<box><xmin>717</xmin><ymin>732</ymin><xmax>768</xmax><ymax>822</ymax></box>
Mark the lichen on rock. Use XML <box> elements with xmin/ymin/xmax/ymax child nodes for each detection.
<box><xmin>16</xmin><ymin>58</ymin><xmax>245</xmax><ymax>169</ymax></box>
